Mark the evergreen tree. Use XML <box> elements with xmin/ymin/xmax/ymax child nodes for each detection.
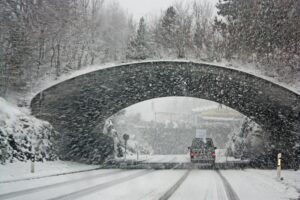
<box><xmin>155</xmin><ymin>5</ymin><xmax>193</xmax><ymax>58</ymax></box>
<box><xmin>194</xmin><ymin>22</ymin><xmax>204</xmax><ymax>56</ymax></box>
<box><xmin>173</xmin><ymin>3</ymin><xmax>192</xmax><ymax>58</ymax></box>
<box><xmin>155</xmin><ymin>6</ymin><xmax>178</xmax><ymax>57</ymax></box>
<box><xmin>126</xmin><ymin>17</ymin><xmax>150</xmax><ymax>60</ymax></box>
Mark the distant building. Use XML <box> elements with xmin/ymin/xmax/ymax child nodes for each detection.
<box><xmin>192</xmin><ymin>106</ymin><xmax>244</xmax><ymax>127</ymax></box>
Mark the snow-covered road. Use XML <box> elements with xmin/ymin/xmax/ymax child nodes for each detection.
<box><xmin>124</xmin><ymin>152</ymin><xmax>246</xmax><ymax>164</ymax></box>
<box><xmin>0</xmin><ymin>168</ymin><xmax>299</xmax><ymax>200</ymax></box>
<box><xmin>142</xmin><ymin>154</ymin><xmax>190</xmax><ymax>163</ymax></box>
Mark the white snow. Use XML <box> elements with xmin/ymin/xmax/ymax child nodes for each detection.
<box><xmin>114</xmin><ymin>154</ymin><xmax>190</xmax><ymax>163</ymax></box>
<box><xmin>170</xmin><ymin>170</ymin><xmax>228</xmax><ymax>200</ymax></box>
<box><xmin>220</xmin><ymin>169</ymin><xmax>299</xmax><ymax>200</ymax></box>
<box><xmin>120</xmin><ymin>153</ymin><xmax>242</xmax><ymax>164</ymax></box>
<box><xmin>79</xmin><ymin>170</ymin><xmax>186</xmax><ymax>200</ymax></box>
<box><xmin>0</xmin><ymin>160</ymin><xmax>100</xmax><ymax>183</ymax></box>
<box><xmin>0</xmin><ymin>98</ymin><xmax>26</xmax><ymax>126</ymax></box>
<box><xmin>215</xmin><ymin>149</ymin><xmax>244</xmax><ymax>163</ymax></box>
<box><xmin>0</xmin><ymin>169</ymin><xmax>140</xmax><ymax>200</ymax></box>
<box><xmin>144</xmin><ymin>154</ymin><xmax>190</xmax><ymax>163</ymax></box>
<box><xmin>1</xmin><ymin>162</ymin><xmax>299</xmax><ymax>200</ymax></box>
<box><xmin>245</xmin><ymin>169</ymin><xmax>300</xmax><ymax>195</ymax></box>
<box><xmin>0</xmin><ymin>168</ymin><xmax>117</xmax><ymax>195</ymax></box>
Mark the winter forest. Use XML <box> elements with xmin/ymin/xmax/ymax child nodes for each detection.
<box><xmin>1</xmin><ymin>0</ymin><xmax>299</xmax><ymax>99</ymax></box>
<box><xmin>0</xmin><ymin>0</ymin><xmax>299</xmax><ymax>166</ymax></box>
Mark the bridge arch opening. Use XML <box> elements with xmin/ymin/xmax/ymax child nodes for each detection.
<box><xmin>105</xmin><ymin>96</ymin><xmax>273</xmax><ymax>166</ymax></box>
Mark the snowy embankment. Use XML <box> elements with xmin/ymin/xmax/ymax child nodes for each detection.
<box><xmin>0</xmin><ymin>160</ymin><xmax>100</xmax><ymax>183</ymax></box>
<box><xmin>0</xmin><ymin>98</ymin><xmax>57</xmax><ymax>164</ymax></box>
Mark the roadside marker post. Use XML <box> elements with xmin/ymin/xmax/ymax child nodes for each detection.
<box><xmin>277</xmin><ymin>153</ymin><xmax>282</xmax><ymax>179</ymax></box>
<box><xmin>31</xmin><ymin>160</ymin><xmax>34</xmax><ymax>173</ymax></box>
<box><xmin>123</xmin><ymin>134</ymin><xmax>129</xmax><ymax>162</ymax></box>
<box><xmin>135</xmin><ymin>144</ymin><xmax>139</xmax><ymax>161</ymax></box>
<box><xmin>31</xmin><ymin>148</ymin><xmax>35</xmax><ymax>173</ymax></box>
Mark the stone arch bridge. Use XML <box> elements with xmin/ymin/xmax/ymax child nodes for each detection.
<box><xmin>31</xmin><ymin>61</ymin><xmax>300</xmax><ymax>161</ymax></box>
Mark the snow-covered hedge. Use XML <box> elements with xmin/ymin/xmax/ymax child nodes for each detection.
<box><xmin>0</xmin><ymin>98</ymin><xmax>57</xmax><ymax>164</ymax></box>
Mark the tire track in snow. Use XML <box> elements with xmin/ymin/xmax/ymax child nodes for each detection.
<box><xmin>214</xmin><ymin>171</ymin><xmax>228</xmax><ymax>200</ymax></box>
<box><xmin>48</xmin><ymin>170</ymin><xmax>154</xmax><ymax>200</ymax></box>
<box><xmin>217</xmin><ymin>170</ymin><xmax>240</xmax><ymax>200</ymax></box>
<box><xmin>0</xmin><ymin>170</ymin><xmax>123</xmax><ymax>200</ymax></box>
<box><xmin>0</xmin><ymin>167</ymin><xmax>103</xmax><ymax>184</ymax></box>
<box><xmin>158</xmin><ymin>170</ymin><xmax>190</xmax><ymax>200</ymax></box>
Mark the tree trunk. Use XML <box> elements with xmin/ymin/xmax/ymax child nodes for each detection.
<box><xmin>56</xmin><ymin>42</ymin><xmax>61</xmax><ymax>78</ymax></box>
<box><xmin>78</xmin><ymin>44</ymin><xmax>85</xmax><ymax>70</ymax></box>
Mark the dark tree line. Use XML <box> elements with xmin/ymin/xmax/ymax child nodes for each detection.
<box><xmin>214</xmin><ymin>0</ymin><xmax>300</xmax><ymax>77</ymax></box>
<box><xmin>0</xmin><ymin>0</ymin><xmax>131</xmax><ymax>99</ymax></box>
<box><xmin>127</xmin><ymin>0</ymin><xmax>299</xmax><ymax>75</ymax></box>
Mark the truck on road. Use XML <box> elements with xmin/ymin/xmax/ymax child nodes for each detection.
<box><xmin>188</xmin><ymin>137</ymin><xmax>216</xmax><ymax>165</ymax></box>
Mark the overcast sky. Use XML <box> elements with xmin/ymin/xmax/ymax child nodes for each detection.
<box><xmin>116</xmin><ymin>0</ymin><xmax>219</xmax><ymax>20</ymax></box>
<box><xmin>124</xmin><ymin>97</ymin><xmax>220</xmax><ymax>121</ymax></box>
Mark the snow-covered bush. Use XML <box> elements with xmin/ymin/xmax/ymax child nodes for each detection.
<box><xmin>58</xmin><ymin>119</ymin><xmax>115</xmax><ymax>164</ymax></box>
<box><xmin>0</xmin><ymin>98</ymin><xmax>57</xmax><ymax>164</ymax></box>
<box><xmin>226</xmin><ymin>117</ymin><xmax>300</xmax><ymax>169</ymax></box>
<box><xmin>102</xmin><ymin>118</ymin><xmax>152</xmax><ymax>159</ymax></box>
<box><xmin>226</xmin><ymin>118</ymin><xmax>271</xmax><ymax>161</ymax></box>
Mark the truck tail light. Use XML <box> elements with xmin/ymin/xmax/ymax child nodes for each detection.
<box><xmin>212</xmin><ymin>152</ymin><xmax>216</xmax><ymax>158</ymax></box>
<box><xmin>190</xmin><ymin>151</ymin><xmax>195</xmax><ymax>157</ymax></box>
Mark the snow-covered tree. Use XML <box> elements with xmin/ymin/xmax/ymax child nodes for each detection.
<box><xmin>154</xmin><ymin>6</ymin><xmax>178</xmax><ymax>57</ymax></box>
<box><xmin>215</xmin><ymin>0</ymin><xmax>300</xmax><ymax>76</ymax></box>
<box><xmin>126</xmin><ymin>17</ymin><xmax>150</xmax><ymax>60</ymax></box>
<box><xmin>224</xmin><ymin>117</ymin><xmax>281</xmax><ymax>167</ymax></box>
<box><xmin>173</xmin><ymin>2</ymin><xmax>193</xmax><ymax>58</ymax></box>
<box><xmin>193</xmin><ymin>1</ymin><xmax>215</xmax><ymax>60</ymax></box>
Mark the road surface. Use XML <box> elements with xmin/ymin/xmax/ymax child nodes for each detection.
<box><xmin>123</xmin><ymin>152</ymin><xmax>243</xmax><ymax>164</ymax></box>
<box><xmin>0</xmin><ymin>167</ymin><xmax>298</xmax><ymax>200</ymax></box>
